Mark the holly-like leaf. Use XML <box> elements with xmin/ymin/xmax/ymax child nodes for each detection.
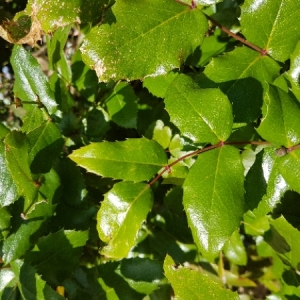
<box><xmin>104</xmin><ymin>82</ymin><xmax>138</xmax><ymax>129</ymax></box>
<box><xmin>25</xmin><ymin>230</ymin><xmax>89</xmax><ymax>286</ymax></box>
<box><xmin>240</xmin><ymin>0</ymin><xmax>300</xmax><ymax>62</ymax></box>
<box><xmin>164</xmin><ymin>255</ymin><xmax>239</xmax><ymax>299</ymax></box>
<box><xmin>27</xmin><ymin>121</ymin><xmax>64</xmax><ymax>174</ymax></box>
<box><xmin>183</xmin><ymin>146</ymin><xmax>245</xmax><ymax>261</ymax></box>
<box><xmin>97</xmin><ymin>181</ymin><xmax>153</xmax><ymax>259</ymax></box>
<box><xmin>80</xmin><ymin>0</ymin><xmax>208</xmax><ymax>81</ymax></box>
<box><xmin>69</xmin><ymin>138</ymin><xmax>167</xmax><ymax>182</ymax></box>
<box><xmin>11</xmin><ymin>45</ymin><xmax>57</xmax><ymax>114</ymax></box>
<box><xmin>245</xmin><ymin>147</ymin><xmax>289</xmax><ymax>217</ymax></box>
<box><xmin>257</xmin><ymin>84</ymin><xmax>300</xmax><ymax>147</ymax></box>
<box><xmin>278</xmin><ymin>149</ymin><xmax>300</xmax><ymax>194</ymax></box>
<box><xmin>0</xmin><ymin>141</ymin><xmax>18</xmax><ymax>207</ymax></box>
<box><xmin>4</xmin><ymin>131</ymin><xmax>38</xmax><ymax>208</ymax></box>
<box><xmin>203</xmin><ymin>46</ymin><xmax>280</xmax><ymax>123</ymax></box>
<box><xmin>165</xmin><ymin>74</ymin><xmax>233</xmax><ymax>144</ymax></box>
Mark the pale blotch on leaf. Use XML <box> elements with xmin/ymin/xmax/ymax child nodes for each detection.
<box><xmin>94</xmin><ymin>59</ymin><xmax>107</xmax><ymax>81</ymax></box>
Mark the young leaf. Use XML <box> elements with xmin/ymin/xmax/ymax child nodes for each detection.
<box><xmin>0</xmin><ymin>141</ymin><xmax>18</xmax><ymax>207</ymax></box>
<box><xmin>97</xmin><ymin>181</ymin><xmax>153</xmax><ymax>259</ymax></box>
<box><xmin>183</xmin><ymin>146</ymin><xmax>245</xmax><ymax>261</ymax></box>
<box><xmin>164</xmin><ymin>255</ymin><xmax>239</xmax><ymax>299</ymax></box>
<box><xmin>165</xmin><ymin>74</ymin><xmax>233</xmax><ymax>144</ymax></box>
<box><xmin>257</xmin><ymin>84</ymin><xmax>300</xmax><ymax>147</ymax></box>
<box><xmin>80</xmin><ymin>0</ymin><xmax>208</xmax><ymax>81</ymax></box>
<box><xmin>11</xmin><ymin>45</ymin><xmax>57</xmax><ymax>114</ymax></box>
<box><xmin>240</xmin><ymin>0</ymin><xmax>300</xmax><ymax>62</ymax></box>
<box><xmin>69</xmin><ymin>138</ymin><xmax>167</xmax><ymax>182</ymax></box>
<box><xmin>4</xmin><ymin>131</ymin><xmax>38</xmax><ymax>208</ymax></box>
<box><xmin>104</xmin><ymin>82</ymin><xmax>138</xmax><ymax>129</ymax></box>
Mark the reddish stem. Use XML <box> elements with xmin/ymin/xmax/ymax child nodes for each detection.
<box><xmin>288</xmin><ymin>144</ymin><xmax>300</xmax><ymax>152</ymax></box>
<box><xmin>204</xmin><ymin>14</ymin><xmax>267</xmax><ymax>55</ymax></box>
<box><xmin>148</xmin><ymin>140</ymin><xmax>271</xmax><ymax>187</ymax></box>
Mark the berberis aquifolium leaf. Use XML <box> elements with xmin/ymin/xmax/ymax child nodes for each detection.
<box><xmin>97</xmin><ymin>181</ymin><xmax>153</xmax><ymax>259</ymax></box>
<box><xmin>69</xmin><ymin>138</ymin><xmax>168</xmax><ymax>182</ymax></box>
<box><xmin>80</xmin><ymin>0</ymin><xmax>208</xmax><ymax>81</ymax></box>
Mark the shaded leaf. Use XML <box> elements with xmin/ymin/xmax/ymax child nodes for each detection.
<box><xmin>104</xmin><ymin>82</ymin><xmax>138</xmax><ymax>129</ymax></box>
<box><xmin>69</xmin><ymin>138</ymin><xmax>167</xmax><ymax>182</ymax></box>
<box><xmin>240</xmin><ymin>0</ymin><xmax>300</xmax><ymax>62</ymax></box>
<box><xmin>165</xmin><ymin>74</ymin><xmax>233</xmax><ymax>143</ymax></box>
<box><xmin>164</xmin><ymin>255</ymin><xmax>239</xmax><ymax>299</ymax></box>
<box><xmin>183</xmin><ymin>146</ymin><xmax>245</xmax><ymax>261</ymax></box>
<box><xmin>81</xmin><ymin>0</ymin><xmax>208</xmax><ymax>81</ymax></box>
<box><xmin>11</xmin><ymin>45</ymin><xmax>57</xmax><ymax>114</ymax></box>
<box><xmin>97</xmin><ymin>181</ymin><xmax>153</xmax><ymax>259</ymax></box>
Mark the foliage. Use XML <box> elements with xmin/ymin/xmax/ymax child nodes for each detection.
<box><xmin>0</xmin><ymin>0</ymin><xmax>300</xmax><ymax>299</ymax></box>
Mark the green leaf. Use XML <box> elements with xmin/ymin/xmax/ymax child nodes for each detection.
<box><xmin>245</xmin><ymin>147</ymin><xmax>289</xmax><ymax>217</ymax></box>
<box><xmin>164</xmin><ymin>255</ymin><xmax>239</xmax><ymax>299</ymax></box>
<box><xmin>240</xmin><ymin>0</ymin><xmax>300</xmax><ymax>62</ymax></box>
<box><xmin>26</xmin><ymin>230</ymin><xmax>89</xmax><ymax>286</ymax></box>
<box><xmin>0</xmin><ymin>269</ymin><xmax>16</xmax><ymax>293</ymax></box>
<box><xmin>27</xmin><ymin>121</ymin><xmax>64</xmax><ymax>174</ymax></box>
<box><xmin>4</xmin><ymin>131</ymin><xmax>38</xmax><ymax>208</ymax></box>
<box><xmin>203</xmin><ymin>46</ymin><xmax>280</xmax><ymax>123</ymax></box>
<box><xmin>257</xmin><ymin>84</ymin><xmax>300</xmax><ymax>147</ymax></box>
<box><xmin>223</xmin><ymin>230</ymin><xmax>247</xmax><ymax>266</ymax></box>
<box><xmin>104</xmin><ymin>82</ymin><xmax>138</xmax><ymax>129</ymax></box>
<box><xmin>21</xmin><ymin>106</ymin><xmax>47</xmax><ymax>133</ymax></box>
<box><xmin>287</xmin><ymin>40</ymin><xmax>300</xmax><ymax>102</ymax></box>
<box><xmin>243</xmin><ymin>211</ymin><xmax>270</xmax><ymax>236</ymax></box>
<box><xmin>81</xmin><ymin>0</ymin><xmax>208</xmax><ymax>81</ymax></box>
<box><xmin>11</xmin><ymin>45</ymin><xmax>57</xmax><ymax>115</ymax></box>
<box><xmin>2</xmin><ymin>200</ymin><xmax>54</xmax><ymax>264</ymax></box>
<box><xmin>25</xmin><ymin>0</ymin><xmax>105</xmax><ymax>32</ymax></box>
<box><xmin>97</xmin><ymin>181</ymin><xmax>153</xmax><ymax>259</ymax></box>
<box><xmin>165</xmin><ymin>74</ymin><xmax>233</xmax><ymax>144</ymax></box>
<box><xmin>278</xmin><ymin>149</ymin><xmax>300</xmax><ymax>194</ymax></box>
<box><xmin>46</xmin><ymin>25</ymin><xmax>72</xmax><ymax>82</ymax></box>
<box><xmin>183</xmin><ymin>146</ymin><xmax>245</xmax><ymax>261</ymax></box>
<box><xmin>10</xmin><ymin>260</ymin><xmax>65</xmax><ymax>300</ymax></box>
<box><xmin>0</xmin><ymin>123</ymin><xmax>9</xmax><ymax>140</ymax></box>
<box><xmin>69</xmin><ymin>138</ymin><xmax>168</xmax><ymax>182</ymax></box>
<box><xmin>0</xmin><ymin>207</ymin><xmax>11</xmax><ymax>240</ymax></box>
<box><xmin>266</xmin><ymin>216</ymin><xmax>300</xmax><ymax>270</ymax></box>
<box><xmin>0</xmin><ymin>141</ymin><xmax>18</xmax><ymax>207</ymax></box>
<box><xmin>145</xmin><ymin>120</ymin><xmax>172</xmax><ymax>149</ymax></box>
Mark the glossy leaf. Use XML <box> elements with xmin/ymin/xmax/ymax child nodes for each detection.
<box><xmin>164</xmin><ymin>255</ymin><xmax>239</xmax><ymax>299</ymax></box>
<box><xmin>223</xmin><ymin>230</ymin><xmax>247</xmax><ymax>266</ymax></box>
<box><xmin>97</xmin><ymin>181</ymin><xmax>153</xmax><ymax>259</ymax></box>
<box><xmin>278</xmin><ymin>149</ymin><xmax>300</xmax><ymax>194</ymax></box>
<box><xmin>11</xmin><ymin>45</ymin><xmax>57</xmax><ymax>114</ymax></box>
<box><xmin>245</xmin><ymin>147</ymin><xmax>289</xmax><ymax>217</ymax></box>
<box><xmin>257</xmin><ymin>84</ymin><xmax>300</xmax><ymax>147</ymax></box>
<box><xmin>183</xmin><ymin>146</ymin><xmax>245</xmax><ymax>261</ymax></box>
<box><xmin>240</xmin><ymin>0</ymin><xmax>300</xmax><ymax>62</ymax></box>
<box><xmin>21</xmin><ymin>106</ymin><xmax>47</xmax><ymax>133</ymax></box>
<box><xmin>165</xmin><ymin>74</ymin><xmax>233</xmax><ymax>143</ymax></box>
<box><xmin>204</xmin><ymin>46</ymin><xmax>280</xmax><ymax>123</ymax></box>
<box><xmin>266</xmin><ymin>216</ymin><xmax>300</xmax><ymax>270</ymax></box>
<box><xmin>25</xmin><ymin>230</ymin><xmax>89</xmax><ymax>286</ymax></box>
<box><xmin>25</xmin><ymin>0</ymin><xmax>105</xmax><ymax>32</ymax></box>
<box><xmin>69</xmin><ymin>138</ymin><xmax>167</xmax><ymax>182</ymax></box>
<box><xmin>4</xmin><ymin>131</ymin><xmax>38</xmax><ymax>208</ymax></box>
<box><xmin>0</xmin><ymin>141</ymin><xmax>18</xmax><ymax>207</ymax></box>
<box><xmin>27</xmin><ymin>121</ymin><xmax>64</xmax><ymax>174</ymax></box>
<box><xmin>287</xmin><ymin>40</ymin><xmax>300</xmax><ymax>102</ymax></box>
<box><xmin>81</xmin><ymin>0</ymin><xmax>208</xmax><ymax>81</ymax></box>
<box><xmin>0</xmin><ymin>207</ymin><xmax>11</xmax><ymax>240</ymax></box>
<box><xmin>104</xmin><ymin>82</ymin><xmax>138</xmax><ymax>129</ymax></box>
